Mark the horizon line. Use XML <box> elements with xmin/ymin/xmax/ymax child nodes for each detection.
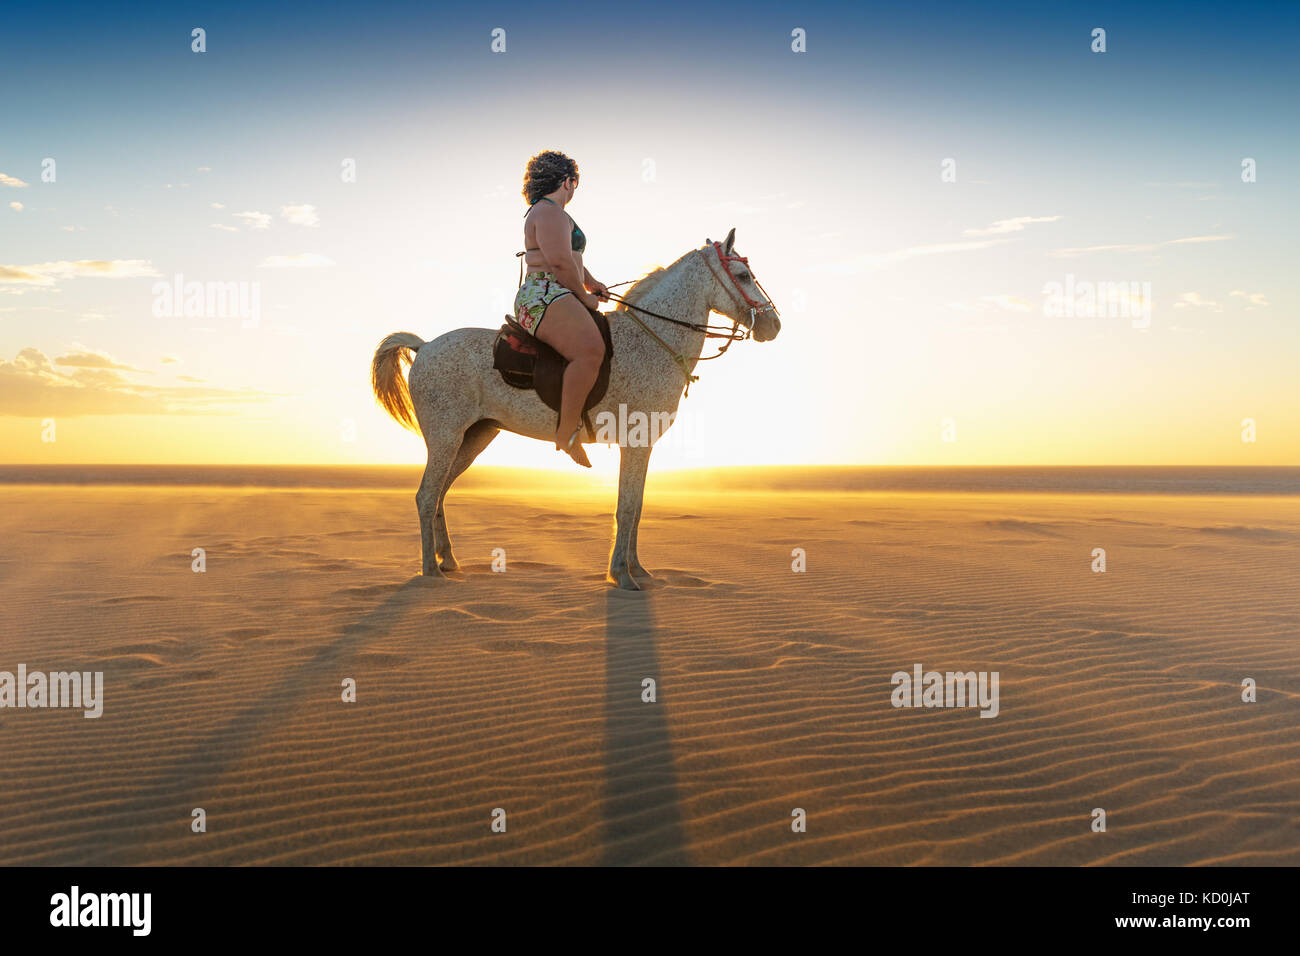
<box><xmin>1</xmin><ymin>462</ymin><xmax>1297</xmax><ymax>471</ymax></box>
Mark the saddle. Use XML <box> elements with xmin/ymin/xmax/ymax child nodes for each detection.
<box><xmin>491</xmin><ymin>308</ymin><xmax>614</xmax><ymax>440</ymax></box>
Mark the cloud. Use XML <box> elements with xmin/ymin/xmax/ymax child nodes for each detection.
<box><xmin>34</xmin><ymin>260</ymin><xmax>160</xmax><ymax>278</ymax></box>
<box><xmin>161</xmin><ymin>355</ymin><xmax>181</xmax><ymax>364</ymax></box>
<box><xmin>1166</xmin><ymin>234</ymin><xmax>1235</xmax><ymax>246</ymax></box>
<box><xmin>1053</xmin><ymin>243</ymin><xmax>1152</xmax><ymax>256</ymax></box>
<box><xmin>1229</xmin><ymin>289</ymin><xmax>1270</xmax><ymax>307</ymax></box>
<box><xmin>234</xmin><ymin>210</ymin><xmax>271</xmax><ymax>230</ymax></box>
<box><xmin>197</xmin><ymin>166</ymin><xmax>212</xmax><ymax>173</ymax></box>
<box><xmin>8</xmin><ymin>201</ymin><xmax>22</xmax><ymax>212</ymax></box>
<box><xmin>0</xmin><ymin>173</ymin><xmax>29</xmax><ymax>188</ymax></box>
<box><xmin>258</xmin><ymin>253</ymin><xmax>335</xmax><ymax>269</ymax></box>
<box><xmin>280</xmin><ymin>204</ymin><xmax>319</xmax><ymax>227</ymax></box>
<box><xmin>1173</xmin><ymin>292</ymin><xmax>1220</xmax><ymax>310</ymax></box>
<box><xmin>0</xmin><ymin>259</ymin><xmax>161</xmax><ymax>286</ymax></box>
<box><xmin>210</xmin><ymin>223</ymin><xmax>239</xmax><ymax>232</ymax></box>
<box><xmin>0</xmin><ymin>347</ymin><xmax>274</xmax><ymax>417</ymax></box>
<box><xmin>0</xmin><ymin>266</ymin><xmax>44</xmax><ymax>283</ymax></box>
<box><xmin>54</xmin><ymin>350</ymin><xmax>144</xmax><ymax>372</ymax></box>
<box><xmin>210</xmin><ymin>202</ymin><xmax>225</xmax><ymax>209</ymax></box>
<box><xmin>963</xmin><ymin>215</ymin><xmax>1061</xmax><ymax>237</ymax></box>
<box><xmin>1051</xmin><ymin>234</ymin><xmax>1235</xmax><ymax>258</ymax></box>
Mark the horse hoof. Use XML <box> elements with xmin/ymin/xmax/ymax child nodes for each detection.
<box><xmin>607</xmin><ymin>570</ymin><xmax>642</xmax><ymax>591</ymax></box>
<box><xmin>439</xmin><ymin>557</ymin><xmax>460</xmax><ymax>572</ymax></box>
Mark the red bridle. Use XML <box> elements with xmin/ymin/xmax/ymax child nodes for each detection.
<box><xmin>707</xmin><ymin>240</ymin><xmax>780</xmax><ymax>326</ymax></box>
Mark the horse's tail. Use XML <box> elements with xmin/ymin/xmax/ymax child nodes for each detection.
<box><xmin>371</xmin><ymin>332</ymin><xmax>426</xmax><ymax>432</ymax></box>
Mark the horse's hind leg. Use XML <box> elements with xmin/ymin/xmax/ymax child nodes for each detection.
<box><xmin>433</xmin><ymin>420</ymin><xmax>499</xmax><ymax>571</ymax></box>
<box><xmin>416</xmin><ymin>433</ymin><xmax>461</xmax><ymax>576</ymax></box>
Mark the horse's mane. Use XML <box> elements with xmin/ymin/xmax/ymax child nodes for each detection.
<box><xmin>620</xmin><ymin>248</ymin><xmax>699</xmax><ymax>305</ymax></box>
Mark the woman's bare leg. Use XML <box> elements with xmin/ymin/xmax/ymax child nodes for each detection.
<box><xmin>532</xmin><ymin>293</ymin><xmax>606</xmax><ymax>467</ymax></box>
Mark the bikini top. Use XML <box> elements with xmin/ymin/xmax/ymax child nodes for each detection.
<box><xmin>524</xmin><ymin>196</ymin><xmax>586</xmax><ymax>254</ymax></box>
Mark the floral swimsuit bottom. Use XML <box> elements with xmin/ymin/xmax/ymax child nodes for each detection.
<box><xmin>514</xmin><ymin>271</ymin><xmax>572</xmax><ymax>334</ymax></box>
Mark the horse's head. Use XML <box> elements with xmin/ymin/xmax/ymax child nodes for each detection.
<box><xmin>702</xmin><ymin>228</ymin><xmax>781</xmax><ymax>342</ymax></box>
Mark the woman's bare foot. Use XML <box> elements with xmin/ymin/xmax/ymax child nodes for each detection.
<box><xmin>557</xmin><ymin>425</ymin><xmax>592</xmax><ymax>468</ymax></box>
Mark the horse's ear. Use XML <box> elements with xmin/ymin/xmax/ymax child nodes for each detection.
<box><xmin>722</xmin><ymin>228</ymin><xmax>736</xmax><ymax>254</ymax></box>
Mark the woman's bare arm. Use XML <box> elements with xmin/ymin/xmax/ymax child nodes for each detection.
<box><xmin>534</xmin><ymin>206</ymin><xmax>599</xmax><ymax>309</ymax></box>
<box><xmin>583</xmin><ymin>266</ymin><xmax>609</xmax><ymax>301</ymax></box>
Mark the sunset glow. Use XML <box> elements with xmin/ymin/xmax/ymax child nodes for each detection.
<box><xmin>2</xmin><ymin>3</ymin><xmax>1296</xmax><ymax>468</ymax></box>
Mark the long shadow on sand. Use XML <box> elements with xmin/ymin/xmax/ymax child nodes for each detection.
<box><xmin>72</xmin><ymin>575</ymin><xmax>434</xmax><ymax>865</ymax></box>
<box><xmin>599</xmin><ymin>586</ymin><xmax>691</xmax><ymax>865</ymax></box>
<box><xmin>71</xmin><ymin>573</ymin><xmax>691</xmax><ymax>866</ymax></box>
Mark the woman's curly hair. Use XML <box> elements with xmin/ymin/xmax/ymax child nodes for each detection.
<box><xmin>522</xmin><ymin>150</ymin><xmax>579</xmax><ymax>204</ymax></box>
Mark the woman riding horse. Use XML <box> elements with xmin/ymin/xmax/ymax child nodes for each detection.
<box><xmin>514</xmin><ymin>150</ymin><xmax>609</xmax><ymax>467</ymax></box>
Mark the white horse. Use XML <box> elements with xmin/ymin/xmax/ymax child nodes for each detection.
<box><xmin>371</xmin><ymin>228</ymin><xmax>781</xmax><ymax>590</ymax></box>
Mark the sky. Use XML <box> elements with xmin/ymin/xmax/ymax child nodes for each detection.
<box><xmin>2</xmin><ymin>0</ymin><xmax>1297</xmax><ymax>470</ymax></box>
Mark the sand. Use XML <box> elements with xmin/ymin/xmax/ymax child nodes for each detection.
<box><xmin>0</xmin><ymin>477</ymin><xmax>1297</xmax><ymax>865</ymax></box>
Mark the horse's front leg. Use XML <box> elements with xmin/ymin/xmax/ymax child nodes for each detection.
<box><xmin>628</xmin><ymin>493</ymin><xmax>653</xmax><ymax>581</ymax></box>
<box><xmin>607</xmin><ymin>443</ymin><xmax>651</xmax><ymax>590</ymax></box>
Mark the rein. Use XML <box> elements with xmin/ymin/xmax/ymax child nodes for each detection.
<box><xmin>602</xmin><ymin>243</ymin><xmax>777</xmax><ymax>396</ymax></box>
